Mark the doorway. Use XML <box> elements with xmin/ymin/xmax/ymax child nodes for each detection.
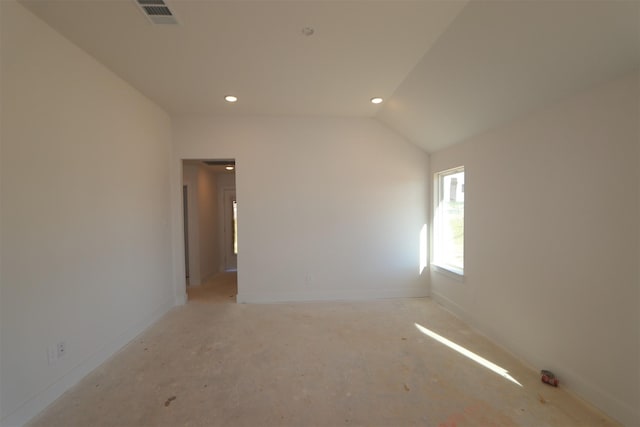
<box><xmin>181</xmin><ymin>159</ymin><xmax>237</xmax><ymax>295</ymax></box>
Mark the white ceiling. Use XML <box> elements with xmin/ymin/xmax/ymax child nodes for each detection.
<box><xmin>19</xmin><ymin>0</ymin><xmax>640</xmax><ymax>153</ymax></box>
<box><xmin>377</xmin><ymin>0</ymin><xmax>640</xmax><ymax>152</ymax></box>
<box><xmin>19</xmin><ymin>0</ymin><xmax>466</xmax><ymax>117</ymax></box>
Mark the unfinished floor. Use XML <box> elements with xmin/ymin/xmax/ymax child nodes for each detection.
<box><xmin>27</xmin><ymin>273</ymin><xmax>617</xmax><ymax>427</ymax></box>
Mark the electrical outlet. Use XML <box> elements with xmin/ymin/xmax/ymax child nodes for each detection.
<box><xmin>57</xmin><ymin>341</ymin><xmax>66</xmax><ymax>359</ymax></box>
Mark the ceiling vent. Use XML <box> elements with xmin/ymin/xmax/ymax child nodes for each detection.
<box><xmin>135</xmin><ymin>0</ymin><xmax>178</xmax><ymax>25</ymax></box>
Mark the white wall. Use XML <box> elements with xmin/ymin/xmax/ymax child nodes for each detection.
<box><xmin>182</xmin><ymin>163</ymin><xmax>220</xmax><ymax>285</ymax></box>
<box><xmin>182</xmin><ymin>164</ymin><xmax>201</xmax><ymax>286</ymax></box>
<box><xmin>197</xmin><ymin>166</ymin><xmax>219</xmax><ymax>281</ymax></box>
<box><xmin>429</xmin><ymin>72</ymin><xmax>639</xmax><ymax>426</ymax></box>
<box><xmin>0</xmin><ymin>0</ymin><xmax>4</xmax><ymax>418</ymax></box>
<box><xmin>172</xmin><ymin>116</ymin><xmax>430</xmax><ymax>303</ymax></box>
<box><xmin>0</xmin><ymin>1</ymin><xmax>4</xmax><ymax>421</ymax></box>
<box><xmin>0</xmin><ymin>2</ymin><xmax>174</xmax><ymax>425</ymax></box>
<box><xmin>216</xmin><ymin>172</ymin><xmax>236</xmax><ymax>272</ymax></box>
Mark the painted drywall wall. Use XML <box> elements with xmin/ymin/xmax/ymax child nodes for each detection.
<box><xmin>172</xmin><ymin>116</ymin><xmax>430</xmax><ymax>303</ymax></box>
<box><xmin>429</xmin><ymin>72</ymin><xmax>640</xmax><ymax>426</ymax></box>
<box><xmin>0</xmin><ymin>1</ymin><xmax>4</xmax><ymax>420</ymax></box>
<box><xmin>216</xmin><ymin>172</ymin><xmax>236</xmax><ymax>272</ymax></box>
<box><xmin>196</xmin><ymin>165</ymin><xmax>219</xmax><ymax>281</ymax></box>
<box><xmin>182</xmin><ymin>164</ymin><xmax>202</xmax><ymax>286</ymax></box>
<box><xmin>0</xmin><ymin>2</ymin><xmax>174</xmax><ymax>425</ymax></box>
<box><xmin>182</xmin><ymin>164</ymin><xmax>220</xmax><ymax>286</ymax></box>
<box><xmin>637</xmin><ymin>65</ymin><xmax>640</xmax><ymax>423</ymax></box>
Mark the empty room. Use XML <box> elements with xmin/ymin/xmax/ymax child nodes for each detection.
<box><xmin>1</xmin><ymin>0</ymin><xmax>638</xmax><ymax>426</ymax></box>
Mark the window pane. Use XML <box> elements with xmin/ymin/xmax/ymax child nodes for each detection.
<box><xmin>435</xmin><ymin>168</ymin><xmax>464</xmax><ymax>273</ymax></box>
<box><xmin>233</xmin><ymin>200</ymin><xmax>238</xmax><ymax>255</ymax></box>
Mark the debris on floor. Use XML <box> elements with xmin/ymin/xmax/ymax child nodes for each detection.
<box><xmin>541</xmin><ymin>370</ymin><xmax>559</xmax><ymax>387</ymax></box>
<box><xmin>164</xmin><ymin>396</ymin><xmax>176</xmax><ymax>407</ymax></box>
<box><xmin>27</xmin><ymin>277</ymin><xmax>621</xmax><ymax>427</ymax></box>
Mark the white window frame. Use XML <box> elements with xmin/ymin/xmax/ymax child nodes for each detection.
<box><xmin>433</xmin><ymin>166</ymin><xmax>465</xmax><ymax>277</ymax></box>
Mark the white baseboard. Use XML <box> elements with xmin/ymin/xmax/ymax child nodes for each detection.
<box><xmin>174</xmin><ymin>292</ymin><xmax>187</xmax><ymax>305</ymax></box>
<box><xmin>237</xmin><ymin>286</ymin><xmax>428</xmax><ymax>304</ymax></box>
<box><xmin>430</xmin><ymin>292</ymin><xmax>469</xmax><ymax>322</ymax></box>
<box><xmin>0</xmin><ymin>297</ymin><xmax>175</xmax><ymax>427</ymax></box>
<box><xmin>557</xmin><ymin>370</ymin><xmax>638</xmax><ymax>427</ymax></box>
<box><xmin>431</xmin><ymin>290</ymin><xmax>639</xmax><ymax>427</ymax></box>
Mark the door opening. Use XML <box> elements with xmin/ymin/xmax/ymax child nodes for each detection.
<box><xmin>182</xmin><ymin>159</ymin><xmax>237</xmax><ymax>299</ymax></box>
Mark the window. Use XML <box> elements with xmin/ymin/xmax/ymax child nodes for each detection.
<box><xmin>433</xmin><ymin>166</ymin><xmax>464</xmax><ymax>275</ymax></box>
<box><xmin>233</xmin><ymin>200</ymin><xmax>238</xmax><ymax>255</ymax></box>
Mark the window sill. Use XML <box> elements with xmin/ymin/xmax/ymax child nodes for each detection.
<box><xmin>431</xmin><ymin>264</ymin><xmax>465</xmax><ymax>282</ymax></box>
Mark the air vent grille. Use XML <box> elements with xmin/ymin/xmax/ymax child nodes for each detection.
<box><xmin>135</xmin><ymin>0</ymin><xmax>178</xmax><ymax>25</ymax></box>
<box><xmin>143</xmin><ymin>6</ymin><xmax>171</xmax><ymax>16</ymax></box>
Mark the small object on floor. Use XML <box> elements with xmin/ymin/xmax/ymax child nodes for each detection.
<box><xmin>538</xmin><ymin>393</ymin><xmax>546</xmax><ymax>404</ymax></box>
<box><xmin>164</xmin><ymin>396</ymin><xmax>176</xmax><ymax>407</ymax></box>
<box><xmin>541</xmin><ymin>369</ymin><xmax>559</xmax><ymax>387</ymax></box>
<box><xmin>403</xmin><ymin>384</ymin><xmax>410</xmax><ymax>391</ymax></box>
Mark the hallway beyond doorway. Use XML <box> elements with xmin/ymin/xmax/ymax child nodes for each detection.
<box><xmin>182</xmin><ymin>159</ymin><xmax>237</xmax><ymax>288</ymax></box>
<box><xmin>187</xmin><ymin>271</ymin><xmax>237</xmax><ymax>303</ymax></box>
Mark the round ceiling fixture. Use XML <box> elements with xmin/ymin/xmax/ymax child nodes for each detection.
<box><xmin>225</xmin><ymin>165</ymin><xmax>235</xmax><ymax>171</ymax></box>
<box><xmin>301</xmin><ymin>27</ymin><xmax>315</xmax><ymax>36</ymax></box>
<box><xmin>370</xmin><ymin>97</ymin><xmax>383</xmax><ymax>104</ymax></box>
<box><xmin>224</xmin><ymin>95</ymin><xmax>238</xmax><ymax>103</ymax></box>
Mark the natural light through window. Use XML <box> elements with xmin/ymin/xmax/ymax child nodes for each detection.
<box><xmin>433</xmin><ymin>167</ymin><xmax>464</xmax><ymax>275</ymax></box>
<box><xmin>233</xmin><ymin>200</ymin><xmax>238</xmax><ymax>255</ymax></box>
<box><xmin>414</xmin><ymin>323</ymin><xmax>521</xmax><ymax>386</ymax></box>
<box><xmin>419</xmin><ymin>224</ymin><xmax>427</xmax><ymax>274</ymax></box>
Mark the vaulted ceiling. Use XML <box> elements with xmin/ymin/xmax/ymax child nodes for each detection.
<box><xmin>20</xmin><ymin>0</ymin><xmax>640</xmax><ymax>152</ymax></box>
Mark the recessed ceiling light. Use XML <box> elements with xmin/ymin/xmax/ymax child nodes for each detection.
<box><xmin>301</xmin><ymin>27</ymin><xmax>314</xmax><ymax>36</ymax></box>
<box><xmin>225</xmin><ymin>165</ymin><xmax>235</xmax><ymax>171</ymax></box>
<box><xmin>370</xmin><ymin>97</ymin><xmax>383</xmax><ymax>104</ymax></box>
<box><xmin>224</xmin><ymin>95</ymin><xmax>238</xmax><ymax>103</ymax></box>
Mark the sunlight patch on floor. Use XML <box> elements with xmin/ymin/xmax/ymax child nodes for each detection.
<box><xmin>415</xmin><ymin>322</ymin><xmax>522</xmax><ymax>386</ymax></box>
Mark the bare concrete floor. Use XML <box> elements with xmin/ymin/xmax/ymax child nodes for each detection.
<box><xmin>28</xmin><ymin>273</ymin><xmax>618</xmax><ymax>427</ymax></box>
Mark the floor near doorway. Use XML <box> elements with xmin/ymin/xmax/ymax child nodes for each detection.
<box><xmin>27</xmin><ymin>273</ymin><xmax>618</xmax><ymax>427</ymax></box>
